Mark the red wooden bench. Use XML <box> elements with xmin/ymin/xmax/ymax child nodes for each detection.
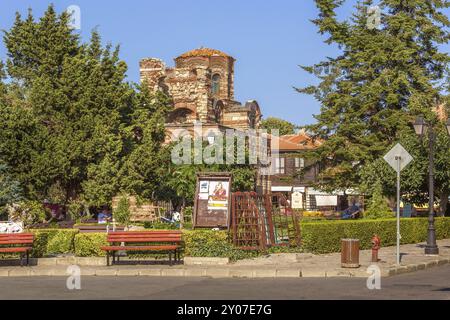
<box><xmin>75</xmin><ymin>225</ymin><xmax>125</xmax><ymax>233</ymax></box>
<box><xmin>100</xmin><ymin>231</ymin><xmax>183</xmax><ymax>266</ymax></box>
<box><xmin>0</xmin><ymin>233</ymin><xmax>34</xmax><ymax>266</ymax></box>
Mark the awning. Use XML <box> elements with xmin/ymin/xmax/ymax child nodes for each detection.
<box><xmin>315</xmin><ymin>195</ymin><xmax>338</xmax><ymax>206</ymax></box>
<box><xmin>271</xmin><ymin>186</ymin><xmax>293</xmax><ymax>192</ymax></box>
<box><xmin>307</xmin><ymin>188</ymin><xmax>361</xmax><ymax>196</ymax></box>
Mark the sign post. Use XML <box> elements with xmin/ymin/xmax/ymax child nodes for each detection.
<box><xmin>193</xmin><ymin>173</ymin><xmax>232</xmax><ymax>229</ymax></box>
<box><xmin>383</xmin><ymin>143</ymin><xmax>413</xmax><ymax>265</ymax></box>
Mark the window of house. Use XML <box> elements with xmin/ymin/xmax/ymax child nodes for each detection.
<box><xmin>249</xmin><ymin>110</ymin><xmax>256</xmax><ymax>128</ymax></box>
<box><xmin>275</xmin><ymin>157</ymin><xmax>285</xmax><ymax>174</ymax></box>
<box><xmin>294</xmin><ymin>157</ymin><xmax>305</xmax><ymax>169</ymax></box>
<box><xmin>211</xmin><ymin>74</ymin><xmax>220</xmax><ymax>95</ymax></box>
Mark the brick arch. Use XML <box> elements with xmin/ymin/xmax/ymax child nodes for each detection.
<box><xmin>173</xmin><ymin>100</ymin><xmax>196</xmax><ymax>112</ymax></box>
<box><xmin>167</xmin><ymin>108</ymin><xmax>195</xmax><ymax>124</ymax></box>
<box><xmin>212</xmin><ymin>99</ymin><xmax>225</xmax><ymax>123</ymax></box>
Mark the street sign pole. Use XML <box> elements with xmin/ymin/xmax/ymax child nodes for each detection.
<box><xmin>383</xmin><ymin>144</ymin><xmax>413</xmax><ymax>266</ymax></box>
<box><xmin>396</xmin><ymin>156</ymin><xmax>401</xmax><ymax>266</ymax></box>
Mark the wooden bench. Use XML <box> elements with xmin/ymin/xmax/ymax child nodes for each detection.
<box><xmin>100</xmin><ymin>231</ymin><xmax>183</xmax><ymax>266</ymax></box>
<box><xmin>75</xmin><ymin>225</ymin><xmax>125</xmax><ymax>233</ymax></box>
<box><xmin>0</xmin><ymin>233</ymin><xmax>34</xmax><ymax>266</ymax></box>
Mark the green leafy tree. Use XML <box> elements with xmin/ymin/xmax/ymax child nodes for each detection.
<box><xmin>113</xmin><ymin>195</ymin><xmax>131</xmax><ymax>228</ymax></box>
<box><xmin>7</xmin><ymin>201</ymin><xmax>48</xmax><ymax>227</ymax></box>
<box><xmin>166</xmin><ymin>165</ymin><xmax>197</xmax><ymax>229</ymax></box>
<box><xmin>0</xmin><ymin>162</ymin><xmax>23</xmax><ymax>218</ymax></box>
<box><xmin>158</xmin><ymin>136</ymin><xmax>258</xmax><ymax>228</ymax></box>
<box><xmin>298</xmin><ymin>0</ymin><xmax>450</xmax><ymax>208</ymax></box>
<box><xmin>0</xmin><ymin>5</ymin><xmax>171</xmax><ymax>208</ymax></box>
<box><xmin>119</xmin><ymin>86</ymin><xmax>172</xmax><ymax>199</ymax></box>
<box><xmin>261</xmin><ymin>117</ymin><xmax>296</xmax><ymax>135</ymax></box>
<box><xmin>364</xmin><ymin>180</ymin><xmax>394</xmax><ymax>219</ymax></box>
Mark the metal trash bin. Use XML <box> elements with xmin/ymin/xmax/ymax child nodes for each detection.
<box><xmin>341</xmin><ymin>239</ymin><xmax>360</xmax><ymax>268</ymax></box>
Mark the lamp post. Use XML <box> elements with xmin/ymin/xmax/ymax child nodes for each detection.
<box><xmin>413</xmin><ymin>116</ymin><xmax>450</xmax><ymax>255</ymax></box>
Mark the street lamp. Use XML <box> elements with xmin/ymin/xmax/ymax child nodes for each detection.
<box><xmin>414</xmin><ymin>115</ymin><xmax>450</xmax><ymax>255</ymax></box>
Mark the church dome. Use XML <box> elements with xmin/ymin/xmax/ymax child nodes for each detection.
<box><xmin>177</xmin><ymin>47</ymin><xmax>232</xmax><ymax>59</ymax></box>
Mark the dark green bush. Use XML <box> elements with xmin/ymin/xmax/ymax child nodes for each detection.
<box><xmin>182</xmin><ymin>230</ymin><xmax>258</xmax><ymax>261</ymax></box>
<box><xmin>301</xmin><ymin>217</ymin><xmax>450</xmax><ymax>254</ymax></box>
<box><xmin>74</xmin><ymin>233</ymin><xmax>108</xmax><ymax>257</ymax></box>
<box><xmin>114</xmin><ymin>195</ymin><xmax>130</xmax><ymax>227</ymax></box>
<box><xmin>17</xmin><ymin>217</ymin><xmax>447</xmax><ymax>259</ymax></box>
<box><xmin>28</xmin><ymin>229</ymin><xmax>79</xmax><ymax>257</ymax></box>
<box><xmin>143</xmin><ymin>221</ymin><xmax>178</xmax><ymax>230</ymax></box>
<box><xmin>46</xmin><ymin>229</ymin><xmax>78</xmax><ymax>255</ymax></box>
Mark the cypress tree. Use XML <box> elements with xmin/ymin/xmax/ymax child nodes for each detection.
<box><xmin>298</xmin><ymin>0</ymin><xmax>450</xmax><ymax>203</ymax></box>
<box><xmin>0</xmin><ymin>5</ymin><xmax>171</xmax><ymax>207</ymax></box>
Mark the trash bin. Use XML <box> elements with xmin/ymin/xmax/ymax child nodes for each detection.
<box><xmin>341</xmin><ymin>239</ymin><xmax>360</xmax><ymax>268</ymax></box>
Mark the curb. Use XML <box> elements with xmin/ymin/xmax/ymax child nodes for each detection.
<box><xmin>387</xmin><ymin>258</ymin><xmax>449</xmax><ymax>277</ymax></box>
<box><xmin>0</xmin><ymin>258</ymin><xmax>448</xmax><ymax>279</ymax></box>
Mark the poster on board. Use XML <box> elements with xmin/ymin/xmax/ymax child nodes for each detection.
<box><xmin>207</xmin><ymin>181</ymin><xmax>229</xmax><ymax>211</ymax></box>
<box><xmin>194</xmin><ymin>173</ymin><xmax>232</xmax><ymax>229</ymax></box>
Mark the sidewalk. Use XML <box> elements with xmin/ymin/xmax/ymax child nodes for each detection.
<box><xmin>1</xmin><ymin>239</ymin><xmax>449</xmax><ymax>278</ymax></box>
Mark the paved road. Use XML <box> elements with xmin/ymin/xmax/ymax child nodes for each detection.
<box><xmin>1</xmin><ymin>265</ymin><xmax>449</xmax><ymax>300</ymax></box>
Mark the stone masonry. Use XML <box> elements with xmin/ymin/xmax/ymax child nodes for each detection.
<box><xmin>140</xmin><ymin>48</ymin><xmax>262</xmax><ymax>139</ymax></box>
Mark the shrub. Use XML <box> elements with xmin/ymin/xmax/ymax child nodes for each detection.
<box><xmin>364</xmin><ymin>181</ymin><xmax>394</xmax><ymax>219</ymax></box>
<box><xmin>74</xmin><ymin>233</ymin><xmax>108</xmax><ymax>257</ymax></box>
<box><xmin>46</xmin><ymin>229</ymin><xmax>78</xmax><ymax>254</ymax></box>
<box><xmin>0</xmin><ymin>162</ymin><xmax>23</xmax><ymax>217</ymax></box>
<box><xmin>113</xmin><ymin>195</ymin><xmax>130</xmax><ymax>227</ymax></box>
<box><xmin>182</xmin><ymin>230</ymin><xmax>258</xmax><ymax>261</ymax></box>
<box><xmin>183</xmin><ymin>206</ymin><xmax>193</xmax><ymax>223</ymax></box>
<box><xmin>143</xmin><ymin>221</ymin><xmax>178</xmax><ymax>230</ymax></box>
<box><xmin>67</xmin><ymin>199</ymin><xmax>91</xmax><ymax>223</ymax></box>
<box><xmin>301</xmin><ymin>217</ymin><xmax>450</xmax><ymax>254</ymax></box>
<box><xmin>302</xmin><ymin>211</ymin><xmax>323</xmax><ymax>218</ymax></box>
<box><xmin>8</xmin><ymin>201</ymin><xmax>48</xmax><ymax>227</ymax></box>
<box><xmin>29</xmin><ymin>229</ymin><xmax>79</xmax><ymax>257</ymax></box>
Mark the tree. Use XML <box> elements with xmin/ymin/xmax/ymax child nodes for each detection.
<box><xmin>0</xmin><ymin>5</ymin><xmax>172</xmax><ymax>207</ymax></box>
<box><xmin>364</xmin><ymin>180</ymin><xmax>394</xmax><ymax>219</ymax></box>
<box><xmin>297</xmin><ymin>0</ymin><xmax>450</xmax><ymax>209</ymax></box>
<box><xmin>113</xmin><ymin>195</ymin><xmax>131</xmax><ymax>228</ymax></box>
<box><xmin>119</xmin><ymin>86</ymin><xmax>172</xmax><ymax>199</ymax></box>
<box><xmin>157</xmin><ymin>135</ymin><xmax>258</xmax><ymax>227</ymax></box>
<box><xmin>261</xmin><ymin>117</ymin><xmax>296</xmax><ymax>135</ymax></box>
<box><xmin>0</xmin><ymin>162</ymin><xmax>23</xmax><ymax>218</ymax></box>
<box><xmin>165</xmin><ymin>164</ymin><xmax>197</xmax><ymax>229</ymax></box>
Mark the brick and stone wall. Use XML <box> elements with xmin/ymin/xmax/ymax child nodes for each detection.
<box><xmin>139</xmin><ymin>48</ymin><xmax>261</xmax><ymax>131</ymax></box>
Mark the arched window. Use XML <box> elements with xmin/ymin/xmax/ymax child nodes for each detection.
<box><xmin>211</xmin><ymin>74</ymin><xmax>221</xmax><ymax>95</ymax></box>
<box><xmin>213</xmin><ymin>100</ymin><xmax>224</xmax><ymax>123</ymax></box>
<box><xmin>168</xmin><ymin>108</ymin><xmax>193</xmax><ymax>124</ymax></box>
<box><xmin>249</xmin><ymin>110</ymin><xmax>256</xmax><ymax>128</ymax></box>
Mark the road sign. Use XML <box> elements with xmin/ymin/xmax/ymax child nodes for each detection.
<box><xmin>383</xmin><ymin>143</ymin><xmax>413</xmax><ymax>172</ymax></box>
<box><xmin>383</xmin><ymin>143</ymin><xmax>414</xmax><ymax>266</ymax></box>
<box><xmin>291</xmin><ymin>192</ymin><xmax>303</xmax><ymax>209</ymax></box>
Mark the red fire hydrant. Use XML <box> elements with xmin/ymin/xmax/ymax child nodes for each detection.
<box><xmin>371</xmin><ymin>234</ymin><xmax>381</xmax><ymax>263</ymax></box>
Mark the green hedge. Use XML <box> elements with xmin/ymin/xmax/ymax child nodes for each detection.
<box><xmin>182</xmin><ymin>230</ymin><xmax>258</xmax><ymax>261</ymax></box>
<box><xmin>4</xmin><ymin>217</ymin><xmax>447</xmax><ymax>259</ymax></box>
<box><xmin>301</xmin><ymin>217</ymin><xmax>450</xmax><ymax>254</ymax></box>
<box><xmin>28</xmin><ymin>229</ymin><xmax>79</xmax><ymax>257</ymax></box>
<box><xmin>74</xmin><ymin>233</ymin><xmax>108</xmax><ymax>257</ymax></box>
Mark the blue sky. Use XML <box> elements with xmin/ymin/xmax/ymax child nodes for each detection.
<box><xmin>0</xmin><ymin>1</ymin><xmax>448</xmax><ymax>126</ymax></box>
